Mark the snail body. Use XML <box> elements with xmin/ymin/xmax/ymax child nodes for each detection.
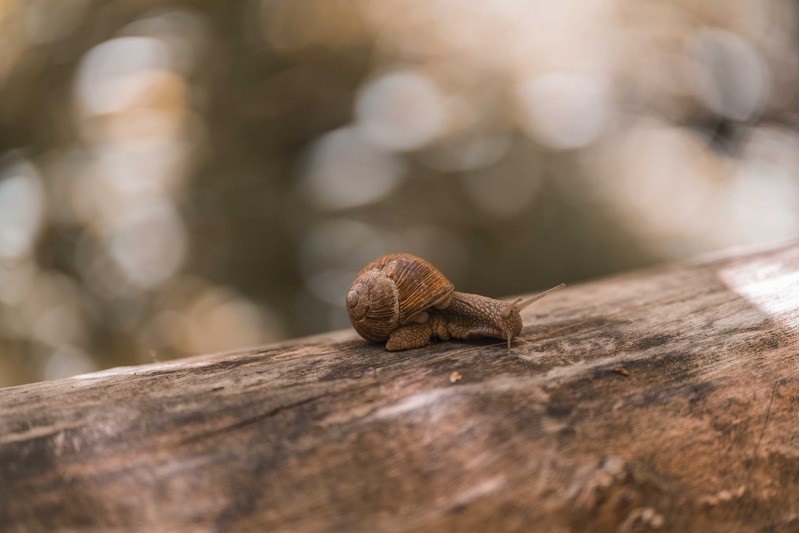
<box><xmin>347</xmin><ymin>253</ymin><xmax>564</xmax><ymax>351</ymax></box>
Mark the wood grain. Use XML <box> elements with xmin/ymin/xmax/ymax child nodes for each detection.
<box><xmin>2</xmin><ymin>243</ymin><xmax>799</xmax><ymax>532</ymax></box>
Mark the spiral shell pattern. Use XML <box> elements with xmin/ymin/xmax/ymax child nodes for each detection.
<box><xmin>346</xmin><ymin>254</ymin><xmax>454</xmax><ymax>342</ymax></box>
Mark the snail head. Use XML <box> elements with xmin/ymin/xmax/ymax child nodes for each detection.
<box><xmin>500</xmin><ymin>283</ymin><xmax>565</xmax><ymax>348</ymax></box>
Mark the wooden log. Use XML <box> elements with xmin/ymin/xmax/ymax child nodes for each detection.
<box><xmin>2</xmin><ymin>243</ymin><xmax>799</xmax><ymax>531</ymax></box>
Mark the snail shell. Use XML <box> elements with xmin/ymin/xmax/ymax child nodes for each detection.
<box><xmin>346</xmin><ymin>253</ymin><xmax>454</xmax><ymax>342</ymax></box>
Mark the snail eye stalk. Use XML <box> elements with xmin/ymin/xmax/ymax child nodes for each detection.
<box><xmin>515</xmin><ymin>283</ymin><xmax>566</xmax><ymax>312</ymax></box>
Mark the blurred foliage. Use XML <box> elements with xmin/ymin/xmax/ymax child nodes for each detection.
<box><xmin>1</xmin><ymin>0</ymin><xmax>798</xmax><ymax>386</ymax></box>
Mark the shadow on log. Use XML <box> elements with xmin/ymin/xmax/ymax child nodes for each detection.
<box><xmin>2</xmin><ymin>243</ymin><xmax>799</xmax><ymax>531</ymax></box>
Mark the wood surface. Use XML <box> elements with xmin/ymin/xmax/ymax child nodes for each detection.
<box><xmin>2</xmin><ymin>243</ymin><xmax>799</xmax><ymax>532</ymax></box>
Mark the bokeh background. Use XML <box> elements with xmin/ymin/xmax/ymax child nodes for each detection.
<box><xmin>1</xmin><ymin>0</ymin><xmax>798</xmax><ymax>386</ymax></box>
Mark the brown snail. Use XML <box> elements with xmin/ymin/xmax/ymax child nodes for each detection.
<box><xmin>346</xmin><ymin>253</ymin><xmax>564</xmax><ymax>351</ymax></box>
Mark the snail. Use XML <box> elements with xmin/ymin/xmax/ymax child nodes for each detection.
<box><xmin>346</xmin><ymin>253</ymin><xmax>564</xmax><ymax>351</ymax></box>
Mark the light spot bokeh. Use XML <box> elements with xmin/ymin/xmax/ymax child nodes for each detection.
<box><xmin>0</xmin><ymin>0</ymin><xmax>798</xmax><ymax>386</ymax></box>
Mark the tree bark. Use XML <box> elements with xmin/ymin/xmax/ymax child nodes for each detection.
<box><xmin>2</xmin><ymin>243</ymin><xmax>799</xmax><ymax>532</ymax></box>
